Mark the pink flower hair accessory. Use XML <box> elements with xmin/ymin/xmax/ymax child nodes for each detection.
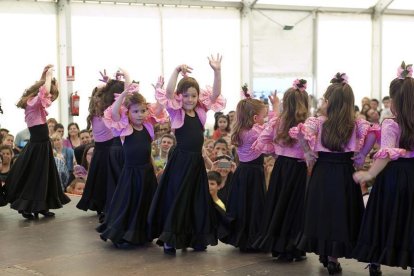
<box><xmin>330</xmin><ymin>72</ymin><xmax>348</xmax><ymax>84</ymax></box>
<box><xmin>292</xmin><ymin>79</ymin><xmax>307</xmax><ymax>92</ymax></box>
<box><xmin>241</xmin><ymin>83</ymin><xmax>251</xmax><ymax>99</ymax></box>
<box><xmin>397</xmin><ymin>61</ymin><xmax>413</xmax><ymax>79</ymax></box>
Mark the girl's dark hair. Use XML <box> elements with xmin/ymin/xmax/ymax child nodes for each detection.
<box><xmin>321</xmin><ymin>82</ymin><xmax>355</xmax><ymax>151</ymax></box>
<box><xmin>81</xmin><ymin>143</ymin><xmax>95</xmax><ymax>171</ymax></box>
<box><xmin>176</xmin><ymin>77</ymin><xmax>200</xmax><ymax>95</ymax></box>
<box><xmin>390</xmin><ymin>77</ymin><xmax>414</xmax><ymax>150</ymax></box>
<box><xmin>124</xmin><ymin>92</ymin><xmax>147</xmax><ymax>109</ymax></box>
<box><xmin>213</xmin><ymin>114</ymin><xmax>230</xmax><ymax>132</ymax></box>
<box><xmin>275</xmin><ymin>87</ymin><xmax>309</xmax><ymax>146</ymax></box>
<box><xmin>87</xmin><ymin>80</ymin><xmax>125</xmax><ymax>129</ymax></box>
<box><xmin>16</xmin><ymin>79</ymin><xmax>59</xmax><ymax>109</ymax></box>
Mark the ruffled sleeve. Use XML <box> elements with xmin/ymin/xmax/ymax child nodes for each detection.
<box><xmin>198</xmin><ymin>86</ymin><xmax>226</xmax><ymax>112</ymax></box>
<box><xmin>373</xmin><ymin>119</ymin><xmax>406</xmax><ymax>160</ymax></box>
<box><xmin>355</xmin><ymin>119</ymin><xmax>381</xmax><ymax>150</ymax></box>
<box><xmin>289</xmin><ymin>117</ymin><xmax>320</xmax><ymax>150</ymax></box>
<box><xmin>102</xmin><ymin>100</ymin><xmax>132</xmax><ymax>137</ymax></box>
<box><xmin>27</xmin><ymin>85</ymin><xmax>52</xmax><ymax>109</ymax></box>
<box><xmin>155</xmin><ymin>88</ymin><xmax>182</xmax><ymax>110</ymax></box>
<box><xmin>146</xmin><ymin>103</ymin><xmax>169</xmax><ymax>125</ymax></box>
<box><xmin>252</xmin><ymin>117</ymin><xmax>278</xmax><ymax>154</ymax></box>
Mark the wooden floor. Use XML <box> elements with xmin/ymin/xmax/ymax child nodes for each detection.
<box><xmin>0</xmin><ymin>195</ymin><xmax>410</xmax><ymax>276</ymax></box>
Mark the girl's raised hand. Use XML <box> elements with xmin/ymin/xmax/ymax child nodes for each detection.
<box><xmin>99</xmin><ymin>69</ymin><xmax>109</xmax><ymax>83</ymax></box>
<box><xmin>45</xmin><ymin>66</ymin><xmax>54</xmax><ymax>79</ymax></box>
<box><xmin>208</xmin><ymin>53</ymin><xmax>222</xmax><ymax>71</ymax></box>
<box><xmin>268</xmin><ymin>90</ymin><xmax>280</xmax><ymax>111</ymax></box>
<box><xmin>40</xmin><ymin>64</ymin><xmax>54</xmax><ymax>80</ymax></box>
<box><xmin>176</xmin><ymin>64</ymin><xmax>193</xmax><ymax>76</ymax></box>
<box><xmin>152</xmin><ymin>76</ymin><xmax>165</xmax><ymax>90</ymax></box>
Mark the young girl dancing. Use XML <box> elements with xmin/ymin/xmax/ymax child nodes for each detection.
<box><xmin>223</xmin><ymin>92</ymin><xmax>276</xmax><ymax>252</ymax></box>
<box><xmin>97</xmin><ymin>79</ymin><xmax>167</xmax><ymax>247</ymax></box>
<box><xmin>353</xmin><ymin>62</ymin><xmax>414</xmax><ymax>276</ymax></box>
<box><xmin>148</xmin><ymin>55</ymin><xmax>225</xmax><ymax>255</ymax></box>
<box><xmin>290</xmin><ymin>73</ymin><xmax>377</xmax><ymax>275</ymax></box>
<box><xmin>5</xmin><ymin>65</ymin><xmax>70</xmax><ymax>219</ymax></box>
<box><xmin>252</xmin><ymin>79</ymin><xmax>308</xmax><ymax>261</ymax></box>
<box><xmin>77</xmin><ymin>78</ymin><xmax>124</xmax><ymax>220</ymax></box>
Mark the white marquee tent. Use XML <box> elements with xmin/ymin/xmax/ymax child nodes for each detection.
<box><xmin>1</xmin><ymin>0</ymin><xmax>413</xmax><ymax>134</ymax></box>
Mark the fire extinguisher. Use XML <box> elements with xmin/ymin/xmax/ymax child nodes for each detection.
<box><xmin>70</xmin><ymin>92</ymin><xmax>80</xmax><ymax>116</ymax></box>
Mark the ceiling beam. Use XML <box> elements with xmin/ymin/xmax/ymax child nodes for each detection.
<box><xmin>69</xmin><ymin>0</ymin><xmax>243</xmax><ymax>9</ymax></box>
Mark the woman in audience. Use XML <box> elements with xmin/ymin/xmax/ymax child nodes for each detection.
<box><xmin>63</xmin><ymin>122</ymin><xmax>81</xmax><ymax>149</ymax></box>
<box><xmin>51</xmin><ymin>133</ymin><xmax>75</xmax><ymax>177</ymax></box>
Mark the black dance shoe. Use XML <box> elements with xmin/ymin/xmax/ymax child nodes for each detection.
<box><xmin>98</xmin><ymin>213</ymin><xmax>105</xmax><ymax>223</ymax></box>
<box><xmin>21</xmin><ymin>212</ymin><xmax>35</xmax><ymax>220</ymax></box>
<box><xmin>271</xmin><ymin>251</ymin><xmax>279</xmax><ymax>258</ymax></box>
<box><xmin>327</xmin><ymin>261</ymin><xmax>342</xmax><ymax>275</ymax></box>
<box><xmin>35</xmin><ymin>210</ymin><xmax>55</xmax><ymax>217</ymax></box>
<box><xmin>277</xmin><ymin>253</ymin><xmax>293</xmax><ymax>262</ymax></box>
<box><xmin>163</xmin><ymin>245</ymin><xmax>176</xmax><ymax>255</ymax></box>
<box><xmin>193</xmin><ymin>245</ymin><xmax>207</xmax><ymax>252</ymax></box>
<box><xmin>319</xmin><ymin>255</ymin><xmax>328</xmax><ymax>267</ymax></box>
<box><xmin>366</xmin><ymin>264</ymin><xmax>381</xmax><ymax>276</ymax></box>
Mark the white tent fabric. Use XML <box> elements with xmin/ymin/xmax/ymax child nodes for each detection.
<box><xmin>71</xmin><ymin>4</ymin><xmax>241</xmax><ymax>130</ymax></box>
<box><xmin>0</xmin><ymin>1</ymin><xmax>58</xmax><ymax>135</ymax></box>
<box><xmin>252</xmin><ymin>10</ymin><xmax>313</xmax><ymax>78</ymax></box>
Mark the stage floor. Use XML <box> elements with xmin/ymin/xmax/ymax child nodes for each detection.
<box><xmin>0</xmin><ymin>195</ymin><xmax>409</xmax><ymax>276</ymax></box>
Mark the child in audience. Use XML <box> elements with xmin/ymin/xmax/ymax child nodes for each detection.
<box><xmin>97</xmin><ymin>76</ymin><xmax>167</xmax><ymax>247</ymax></box>
<box><xmin>148</xmin><ymin>55</ymin><xmax>225</xmax><ymax>255</ymax></box>
<box><xmin>66</xmin><ymin>178</ymin><xmax>86</xmax><ymax>195</ymax></box>
<box><xmin>223</xmin><ymin>95</ymin><xmax>276</xmax><ymax>252</ymax></box>
<box><xmin>353</xmin><ymin>62</ymin><xmax>414</xmax><ymax>276</ymax></box>
<box><xmin>290</xmin><ymin>73</ymin><xmax>378</xmax><ymax>274</ymax></box>
<box><xmin>253</xmin><ymin>79</ymin><xmax>308</xmax><ymax>261</ymax></box>
<box><xmin>207</xmin><ymin>171</ymin><xmax>225</xmax><ymax>211</ymax></box>
<box><xmin>212</xmin><ymin>114</ymin><xmax>230</xmax><ymax>140</ymax></box>
<box><xmin>4</xmin><ymin>65</ymin><xmax>70</xmax><ymax>219</ymax></box>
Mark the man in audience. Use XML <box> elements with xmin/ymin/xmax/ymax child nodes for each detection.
<box><xmin>74</xmin><ymin>130</ymin><xmax>93</xmax><ymax>165</ymax></box>
<box><xmin>15</xmin><ymin>128</ymin><xmax>30</xmax><ymax>150</ymax></box>
<box><xmin>370</xmin><ymin>98</ymin><xmax>379</xmax><ymax>111</ymax></box>
<box><xmin>54</xmin><ymin>123</ymin><xmax>65</xmax><ymax>138</ymax></box>
<box><xmin>380</xmin><ymin>96</ymin><xmax>392</xmax><ymax>123</ymax></box>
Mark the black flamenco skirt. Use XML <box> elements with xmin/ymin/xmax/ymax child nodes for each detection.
<box><xmin>147</xmin><ymin>148</ymin><xmax>218</xmax><ymax>249</ymax></box>
<box><xmin>222</xmin><ymin>156</ymin><xmax>266</xmax><ymax>250</ymax></box>
<box><xmin>104</xmin><ymin>137</ymin><xmax>124</xmax><ymax>213</ymax></box>
<box><xmin>253</xmin><ymin>155</ymin><xmax>307</xmax><ymax>254</ymax></box>
<box><xmin>4</xmin><ymin>124</ymin><xmax>70</xmax><ymax>212</ymax></box>
<box><xmin>297</xmin><ymin>152</ymin><xmax>364</xmax><ymax>258</ymax></box>
<box><xmin>353</xmin><ymin>158</ymin><xmax>414</xmax><ymax>269</ymax></box>
<box><xmin>77</xmin><ymin>139</ymin><xmax>112</xmax><ymax>213</ymax></box>
<box><xmin>97</xmin><ymin>163</ymin><xmax>157</xmax><ymax>245</ymax></box>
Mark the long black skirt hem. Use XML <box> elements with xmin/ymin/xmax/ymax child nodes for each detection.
<box><xmin>352</xmin><ymin>158</ymin><xmax>414</xmax><ymax>269</ymax></box>
<box><xmin>253</xmin><ymin>156</ymin><xmax>307</xmax><ymax>253</ymax></box>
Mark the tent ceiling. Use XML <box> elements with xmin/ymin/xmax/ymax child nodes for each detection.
<box><xmin>14</xmin><ymin>0</ymin><xmax>414</xmax><ymax>13</ymax></box>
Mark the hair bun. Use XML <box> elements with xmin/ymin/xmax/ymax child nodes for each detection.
<box><xmin>292</xmin><ymin>79</ymin><xmax>307</xmax><ymax>92</ymax></box>
<box><xmin>397</xmin><ymin>61</ymin><xmax>413</xmax><ymax>79</ymax></box>
<box><xmin>241</xmin><ymin>83</ymin><xmax>251</xmax><ymax>98</ymax></box>
<box><xmin>330</xmin><ymin>72</ymin><xmax>348</xmax><ymax>84</ymax></box>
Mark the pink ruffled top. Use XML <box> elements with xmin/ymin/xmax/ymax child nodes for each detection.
<box><xmin>289</xmin><ymin>116</ymin><xmax>379</xmax><ymax>153</ymax></box>
<box><xmin>373</xmin><ymin>119</ymin><xmax>414</xmax><ymax>160</ymax></box>
<box><xmin>103</xmin><ymin>96</ymin><xmax>168</xmax><ymax>140</ymax></box>
<box><xmin>238</xmin><ymin>124</ymin><xmax>266</xmax><ymax>162</ymax></box>
<box><xmin>91</xmin><ymin>116</ymin><xmax>114</xmax><ymax>142</ymax></box>
<box><xmin>25</xmin><ymin>85</ymin><xmax>52</xmax><ymax>127</ymax></box>
<box><xmin>155</xmin><ymin>86</ymin><xmax>226</xmax><ymax>129</ymax></box>
<box><xmin>252</xmin><ymin>117</ymin><xmax>304</xmax><ymax>159</ymax></box>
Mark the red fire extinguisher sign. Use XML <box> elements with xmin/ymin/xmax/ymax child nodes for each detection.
<box><xmin>66</xmin><ymin>66</ymin><xmax>75</xmax><ymax>81</ymax></box>
<box><xmin>71</xmin><ymin>92</ymin><xmax>80</xmax><ymax>116</ymax></box>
